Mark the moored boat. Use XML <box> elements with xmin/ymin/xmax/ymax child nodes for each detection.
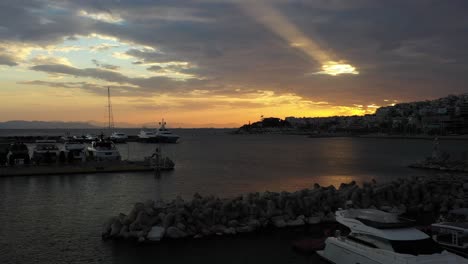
<box><xmin>87</xmin><ymin>135</ymin><xmax>121</xmax><ymax>161</ymax></box>
<box><xmin>110</xmin><ymin>132</ymin><xmax>128</xmax><ymax>143</ymax></box>
<box><xmin>6</xmin><ymin>142</ymin><xmax>30</xmax><ymax>165</ymax></box>
<box><xmin>317</xmin><ymin>209</ymin><xmax>468</xmax><ymax>263</ymax></box>
<box><xmin>432</xmin><ymin>208</ymin><xmax>468</xmax><ymax>257</ymax></box>
<box><xmin>137</xmin><ymin>129</ymin><xmax>158</xmax><ymax>142</ymax></box>
<box><xmin>155</xmin><ymin>119</ymin><xmax>179</xmax><ymax>143</ymax></box>
<box><xmin>32</xmin><ymin>140</ymin><xmax>60</xmax><ymax>164</ymax></box>
<box><xmin>61</xmin><ymin>140</ymin><xmax>87</xmax><ymax>162</ymax></box>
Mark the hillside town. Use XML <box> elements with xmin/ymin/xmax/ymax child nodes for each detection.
<box><xmin>240</xmin><ymin>94</ymin><xmax>468</xmax><ymax>135</ymax></box>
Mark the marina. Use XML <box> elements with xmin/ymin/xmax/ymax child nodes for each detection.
<box><xmin>2</xmin><ymin>133</ymin><xmax>468</xmax><ymax>264</ymax></box>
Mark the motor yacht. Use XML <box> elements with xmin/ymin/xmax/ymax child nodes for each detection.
<box><xmin>87</xmin><ymin>135</ymin><xmax>121</xmax><ymax>161</ymax></box>
<box><xmin>61</xmin><ymin>140</ymin><xmax>87</xmax><ymax>162</ymax></box>
<box><xmin>84</xmin><ymin>134</ymin><xmax>98</xmax><ymax>142</ymax></box>
<box><xmin>155</xmin><ymin>119</ymin><xmax>179</xmax><ymax>143</ymax></box>
<box><xmin>432</xmin><ymin>208</ymin><xmax>468</xmax><ymax>256</ymax></box>
<box><xmin>6</xmin><ymin>142</ymin><xmax>30</xmax><ymax>165</ymax></box>
<box><xmin>110</xmin><ymin>132</ymin><xmax>128</xmax><ymax>143</ymax></box>
<box><xmin>32</xmin><ymin>140</ymin><xmax>60</xmax><ymax>164</ymax></box>
<box><xmin>317</xmin><ymin>209</ymin><xmax>468</xmax><ymax>263</ymax></box>
<box><xmin>137</xmin><ymin>129</ymin><xmax>158</xmax><ymax>142</ymax></box>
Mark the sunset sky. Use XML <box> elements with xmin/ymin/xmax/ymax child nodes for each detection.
<box><xmin>0</xmin><ymin>0</ymin><xmax>467</xmax><ymax>127</ymax></box>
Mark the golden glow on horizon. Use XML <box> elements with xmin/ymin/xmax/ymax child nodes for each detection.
<box><xmin>1</xmin><ymin>80</ymin><xmax>379</xmax><ymax>127</ymax></box>
<box><xmin>240</xmin><ymin>1</ymin><xmax>359</xmax><ymax>76</ymax></box>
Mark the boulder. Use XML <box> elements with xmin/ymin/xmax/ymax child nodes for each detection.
<box><xmin>227</xmin><ymin>219</ymin><xmax>239</xmax><ymax>227</ymax></box>
<box><xmin>110</xmin><ymin>220</ymin><xmax>123</xmax><ymax>237</ymax></box>
<box><xmin>163</xmin><ymin>212</ymin><xmax>175</xmax><ymax>228</ymax></box>
<box><xmin>287</xmin><ymin>218</ymin><xmax>305</xmax><ymax>227</ymax></box>
<box><xmin>306</xmin><ymin>216</ymin><xmax>321</xmax><ymax>224</ymax></box>
<box><xmin>166</xmin><ymin>226</ymin><xmax>188</xmax><ymax>239</ymax></box>
<box><xmin>236</xmin><ymin>225</ymin><xmax>255</xmax><ymax>233</ymax></box>
<box><xmin>223</xmin><ymin>227</ymin><xmax>236</xmax><ymax>235</ymax></box>
<box><xmin>271</xmin><ymin>216</ymin><xmax>287</xmax><ymax>228</ymax></box>
<box><xmin>147</xmin><ymin>226</ymin><xmax>165</xmax><ymax>241</ymax></box>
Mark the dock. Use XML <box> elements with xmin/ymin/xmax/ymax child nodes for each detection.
<box><xmin>0</xmin><ymin>160</ymin><xmax>173</xmax><ymax>177</ymax></box>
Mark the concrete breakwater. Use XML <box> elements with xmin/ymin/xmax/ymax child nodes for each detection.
<box><xmin>102</xmin><ymin>174</ymin><xmax>468</xmax><ymax>242</ymax></box>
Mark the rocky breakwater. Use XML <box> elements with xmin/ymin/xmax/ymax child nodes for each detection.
<box><xmin>410</xmin><ymin>154</ymin><xmax>468</xmax><ymax>173</ymax></box>
<box><xmin>102</xmin><ymin>175</ymin><xmax>468</xmax><ymax>243</ymax></box>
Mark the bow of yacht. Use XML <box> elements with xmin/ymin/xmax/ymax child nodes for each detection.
<box><xmin>317</xmin><ymin>209</ymin><xmax>468</xmax><ymax>263</ymax></box>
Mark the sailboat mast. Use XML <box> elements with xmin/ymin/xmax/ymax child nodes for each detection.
<box><xmin>108</xmin><ymin>87</ymin><xmax>111</xmax><ymax>131</ymax></box>
<box><xmin>107</xmin><ymin>87</ymin><xmax>114</xmax><ymax>131</ymax></box>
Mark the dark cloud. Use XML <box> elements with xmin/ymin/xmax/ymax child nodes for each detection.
<box><xmin>0</xmin><ymin>54</ymin><xmax>18</xmax><ymax>66</ymax></box>
<box><xmin>28</xmin><ymin>63</ymin><xmax>212</xmax><ymax>95</ymax></box>
<box><xmin>3</xmin><ymin>0</ymin><xmax>468</xmax><ymax>105</ymax></box>
<box><xmin>91</xmin><ymin>59</ymin><xmax>120</xmax><ymax>70</ymax></box>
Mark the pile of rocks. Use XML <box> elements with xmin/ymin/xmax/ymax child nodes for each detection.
<box><xmin>102</xmin><ymin>174</ymin><xmax>468</xmax><ymax>242</ymax></box>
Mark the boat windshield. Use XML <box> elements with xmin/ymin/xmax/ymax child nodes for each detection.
<box><xmin>94</xmin><ymin>142</ymin><xmax>113</xmax><ymax>149</ymax></box>
<box><xmin>390</xmin><ymin>238</ymin><xmax>443</xmax><ymax>255</ymax></box>
<box><xmin>10</xmin><ymin>144</ymin><xmax>28</xmax><ymax>152</ymax></box>
<box><xmin>36</xmin><ymin>144</ymin><xmax>58</xmax><ymax>151</ymax></box>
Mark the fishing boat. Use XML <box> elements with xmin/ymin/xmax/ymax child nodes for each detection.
<box><xmin>317</xmin><ymin>209</ymin><xmax>468</xmax><ymax>263</ymax></box>
<box><xmin>144</xmin><ymin>147</ymin><xmax>175</xmax><ymax>170</ymax></box>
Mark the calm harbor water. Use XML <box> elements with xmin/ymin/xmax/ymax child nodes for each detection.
<box><xmin>1</xmin><ymin>129</ymin><xmax>467</xmax><ymax>264</ymax></box>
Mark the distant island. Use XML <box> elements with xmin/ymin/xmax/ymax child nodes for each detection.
<box><xmin>0</xmin><ymin>120</ymin><xmax>99</xmax><ymax>129</ymax></box>
<box><xmin>237</xmin><ymin>94</ymin><xmax>468</xmax><ymax>136</ymax></box>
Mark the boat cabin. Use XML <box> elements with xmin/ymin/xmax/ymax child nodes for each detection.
<box><xmin>432</xmin><ymin>208</ymin><xmax>468</xmax><ymax>249</ymax></box>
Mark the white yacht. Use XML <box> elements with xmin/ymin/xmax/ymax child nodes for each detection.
<box><xmin>61</xmin><ymin>141</ymin><xmax>87</xmax><ymax>162</ymax></box>
<box><xmin>155</xmin><ymin>119</ymin><xmax>179</xmax><ymax>143</ymax></box>
<box><xmin>84</xmin><ymin>134</ymin><xmax>98</xmax><ymax>142</ymax></box>
<box><xmin>32</xmin><ymin>140</ymin><xmax>61</xmax><ymax>164</ymax></box>
<box><xmin>110</xmin><ymin>132</ymin><xmax>128</xmax><ymax>143</ymax></box>
<box><xmin>317</xmin><ymin>209</ymin><xmax>468</xmax><ymax>263</ymax></box>
<box><xmin>87</xmin><ymin>135</ymin><xmax>121</xmax><ymax>161</ymax></box>
<box><xmin>432</xmin><ymin>208</ymin><xmax>468</xmax><ymax>255</ymax></box>
<box><xmin>137</xmin><ymin>129</ymin><xmax>158</xmax><ymax>142</ymax></box>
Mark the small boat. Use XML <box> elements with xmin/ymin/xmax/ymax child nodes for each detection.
<box><xmin>32</xmin><ymin>140</ymin><xmax>60</xmax><ymax>164</ymax></box>
<box><xmin>6</xmin><ymin>142</ymin><xmax>30</xmax><ymax>165</ymax></box>
<box><xmin>61</xmin><ymin>141</ymin><xmax>87</xmax><ymax>162</ymax></box>
<box><xmin>145</xmin><ymin>147</ymin><xmax>175</xmax><ymax>171</ymax></box>
<box><xmin>317</xmin><ymin>209</ymin><xmax>468</xmax><ymax>263</ymax></box>
<box><xmin>87</xmin><ymin>135</ymin><xmax>121</xmax><ymax>161</ymax></box>
<box><xmin>84</xmin><ymin>134</ymin><xmax>98</xmax><ymax>142</ymax></box>
<box><xmin>432</xmin><ymin>208</ymin><xmax>468</xmax><ymax>257</ymax></box>
<box><xmin>155</xmin><ymin>119</ymin><xmax>179</xmax><ymax>143</ymax></box>
<box><xmin>137</xmin><ymin>129</ymin><xmax>158</xmax><ymax>143</ymax></box>
<box><xmin>144</xmin><ymin>147</ymin><xmax>175</xmax><ymax>170</ymax></box>
<box><xmin>110</xmin><ymin>132</ymin><xmax>128</xmax><ymax>143</ymax></box>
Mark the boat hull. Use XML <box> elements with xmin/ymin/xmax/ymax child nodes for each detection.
<box><xmin>156</xmin><ymin>136</ymin><xmax>179</xmax><ymax>143</ymax></box>
<box><xmin>137</xmin><ymin>137</ymin><xmax>159</xmax><ymax>143</ymax></box>
<box><xmin>318</xmin><ymin>237</ymin><xmax>468</xmax><ymax>264</ymax></box>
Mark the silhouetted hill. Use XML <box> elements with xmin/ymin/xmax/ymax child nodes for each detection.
<box><xmin>0</xmin><ymin>120</ymin><xmax>98</xmax><ymax>129</ymax></box>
